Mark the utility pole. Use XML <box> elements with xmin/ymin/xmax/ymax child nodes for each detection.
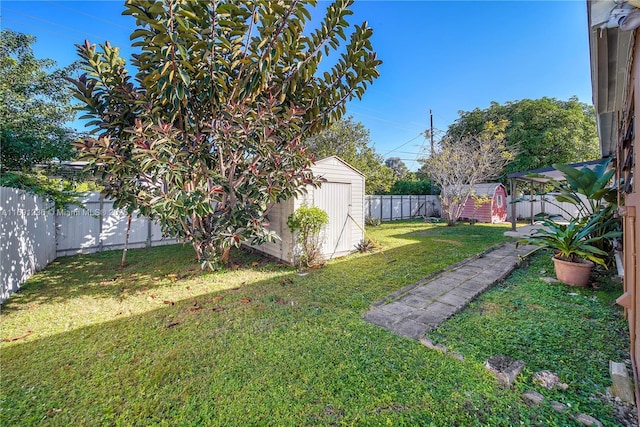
<box><xmin>429</xmin><ymin>109</ymin><xmax>434</xmax><ymax>157</ymax></box>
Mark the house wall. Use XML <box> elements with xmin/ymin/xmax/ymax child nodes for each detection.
<box><xmin>618</xmin><ymin>33</ymin><xmax>640</xmax><ymax>399</ymax></box>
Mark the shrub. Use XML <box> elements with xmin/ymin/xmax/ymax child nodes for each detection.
<box><xmin>287</xmin><ymin>206</ymin><xmax>329</xmax><ymax>268</ymax></box>
<box><xmin>365</xmin><ymin>216</ymin><xmax>381</xmax><ymax>227</ymax></box>
<box><xmin>355</xmin><ymin>237</ymin><xmax>379</xmax><ymax>253</ymax></box>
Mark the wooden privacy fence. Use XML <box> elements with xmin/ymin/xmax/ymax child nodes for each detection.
<box><xmin>1</xmin><ymin>188</ymin><xmax>177</xmax><ymax>302</ymax></box>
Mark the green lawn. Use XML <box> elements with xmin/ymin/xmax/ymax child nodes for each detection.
<box><xmin>0</xmin><ymin>221</ymin><xmax>627</xmax><ymax>426</ymax></box>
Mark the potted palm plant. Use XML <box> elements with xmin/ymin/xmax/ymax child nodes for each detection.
<box><xmin>520</xmin><ymin>210</ymin><xmax>621</xmax><ymax>286</ymax></box>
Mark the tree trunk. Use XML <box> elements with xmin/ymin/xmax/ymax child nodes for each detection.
<box><xmin>121</xmin><ymin>214</ymin><xmax>132</xmax><ymax>267</ymax></box>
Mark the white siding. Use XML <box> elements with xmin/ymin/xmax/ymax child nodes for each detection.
<box><xmin>314</xmin><ymin>182</ymin><xmax>351</xmax><ymax>257</ymax></box>
<box><xmin>246</xmin><ymin>198</ymin><xmax>296</xmax><ymax>264</ymax></box>
<box><xmin>311</xmin><ymin>157</ymin><xmax>364</xmax><ymax>258</ymax></box>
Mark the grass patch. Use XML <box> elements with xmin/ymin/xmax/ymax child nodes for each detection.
<box><xmin>429</xmin><ymin>249</ymin><xmax>629</xmax><ymax>423</ymax></box>
<box><xmin>0</xmin><ymin>221</ymin><xmax>626</xmax><ymax>425</ymax></box>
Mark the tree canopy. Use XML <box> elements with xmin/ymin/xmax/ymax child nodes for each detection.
<box><xmin>70</xmin><ymin>0</ymin><xmax>381</xmax><ymax>267</ymax></box>
<box><xmin>304</xmin><ymin>116</ymin><xmax>395</xmax><ymax>194</ymax></box>
<box><xmin>0</xmin><ymin>29</ymin><xmax>77</xmax><ymax>172</ymax></box>
<box><xmin>385</xmin><ymin>157</ymin><xmax>408</xmax><ymax>179</ymax></box>
<box><xmin>446</xmin><ymin>97</ymin><xmax>600</xmax><ymax>176</ymax></box>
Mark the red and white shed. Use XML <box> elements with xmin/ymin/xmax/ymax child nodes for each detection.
<box><xmin>459</xmin><ymin>183</ymin><xmax>508</xmax><ymax>223</ymax></box>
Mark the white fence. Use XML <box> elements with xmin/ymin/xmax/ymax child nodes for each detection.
<box><xmin>366</xmin><ymin>195</ymin><xmax>441</xmax><ymax>221</ymax></box>
<box><xmin>56</xmin><ymin>192</ymin><xmax>177</xmax><ymax>257</ymax></box>
<box><xmin>365</xmin><ymin>194</ymin><xmax>579</xmax><ymax>222</ymax></box>
<box><xmin>1</xmin><ymin>188</ymin><xmax>57</xmax><ymax>302</ymax></box>
<box><xmin>1</xmin><ymin>189</ymin><xmax>177</xmax><ymax>303</ymax></box>
<box><xmin>508</xmin><ymin>195</ymin><xmax>581</xmax><ymax>221</ymax></box>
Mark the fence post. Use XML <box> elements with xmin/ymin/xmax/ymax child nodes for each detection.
<box><xmin>380</xmin><ymin>196</ymin><xmax>383</xmax><ymax>220</ymax></box>
<box><xmin>98</xmin><ymin>196</ymin><xmax>104</xmax><ymax>252</ymax></box>
<box><xmin>146</xmin><ymin>217</ymin><xmax>152</xmax><ymax>247</ymax></box>
<box><xmin>400</xmin><ymin>195</ymin><xmax>404</xmax><ymax>219</ymax></box>
<box><xmin>390</xmin><ymin>195</ymin><xmax>393</xmax><ymax>221</ymax></box>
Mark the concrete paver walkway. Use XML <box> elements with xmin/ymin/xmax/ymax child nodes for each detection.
<box><xmin>363</xmin><ymin>242</ymin><xmax>539</xmax><ymax>340</ymax></box>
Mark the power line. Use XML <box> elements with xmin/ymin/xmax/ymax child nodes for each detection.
<box><xmin>1</xmin><ymin>17</ymin><xmax>81</xmax><ymax>42</ymax></box>
<box><xmin>3</xmin><ymin>7</ymin><xmax>106</xmax><ymax>40</ymax></box>
<box><xmin>349</xmin><ymin>110</ymin><xmax>422</xmax><ymax>132</ymax></box>
<box><xmin>381</xmin><ymin>133</ymin><xmax>424</xmax><ymax>157</ymax></box>
<box><xmin>44</xmin><ymin>0</ymin><xmax>131</xmax><ymax>30</ymax></box>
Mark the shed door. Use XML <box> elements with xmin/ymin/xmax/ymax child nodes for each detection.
<box><xmin>314</xmin><ymin>182</ymin><xmax>351</xmax><ymax>257</ymax></box>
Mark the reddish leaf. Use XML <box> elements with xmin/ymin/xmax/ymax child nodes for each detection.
<box><xmin>166</xmin><ymin>321</ymin><xmax>180</xmax><ymax>328</ymax></box>
<box><xmin>277</xmin><ymin>299</ymin><xmax>286</xmax><ymax>305</ymax></box>
<box><xmin>212</xmin><ymin>307</ymin><xmax>225</xmax><ymax>312</ymax></box>
<box><xmin>45</xmin><ymin>408</ymin><xmax>62</xmax><ymax>418</ymax></box>
<box><xmin>2</xmin><ymin>330</ymin><xmax>33</xmax><ymax>342</ymax></box>
<box><xmin>163</xmin><ymin>300</ymin><xmax>175</xmax><ymax>305</ymax></box>
<box><xmin>239</xmin><ymin>297</ymin><xmax>251</xmax><ymax>303</ymax></box>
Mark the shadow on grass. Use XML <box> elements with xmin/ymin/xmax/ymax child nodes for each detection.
<box><xmin>0</xmin><ymin>244</ymin><xmax>279</xmax><ymax>311</ymax></box>
<box><xmin>0</xmin><ymin>242</ymin><xmax>583</xmax><ymax>426</ymax></box>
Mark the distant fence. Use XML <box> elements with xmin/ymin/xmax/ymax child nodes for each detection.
<box><xmin>366</xmin><ymin>195</ymin><xmax>441</xmax><ymax>221</ymax></box>
<box><xmin>366</xmin><ymin>194</ymin><xmax>579</xmax><ymax>222</ymax></box>
<box><xmin>508</xmin><ymin>195</ymin><xmax>580</xmax><ymax>221</ymax></box>
<box><xmin>1</xmin><ymin>189</ymin><xmax>177</xmax><ymax>303</ymax></box>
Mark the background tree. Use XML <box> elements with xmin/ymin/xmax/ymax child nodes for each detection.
<box><xmin>446</xmin><ymin>97</ymin><xmax>599</xmax><ymax>176</ymax></box>
<box><xmin>0</xmin><ymin>30</ymin><xmax>80</xmax><ymax>207</ymax></box>
<box><xmin>388</xmin><ymin>179</ymin><xmax>436</xmax><ymax>195</ymax></box>
<box><xmin>0</xmin><ymin>30</ymin><xmax>77</xmax><ymax>171</ymax></box>
<box><xmin>304</xmin><ymin>116</ymin><xmax>395</xmax><ymax>193</ymax></box>
<box><xmin>70</xmin><ymin>0</ymin><xmax>381</xmax><ymax>268</ymax></box>
<box><xmin>421</xmin><ymin>121</ymin><xmax>515</xmax><ymax>226</ymax></box>
<box><xmin>385</xmin><ymin>157</ymin><xmax>408</xmax><ymax>179</ymax></box>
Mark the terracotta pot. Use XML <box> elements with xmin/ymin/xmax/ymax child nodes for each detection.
<box><xmin>552</xmin><ymin>256</ymin><xmax>594</xmax><ymax>287</ymax></box>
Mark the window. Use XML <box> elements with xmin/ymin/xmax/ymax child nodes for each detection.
<box><xmin>496</xmin><ymin>194</ymin><xmax>503</xmax><ymax>207</ymax></box>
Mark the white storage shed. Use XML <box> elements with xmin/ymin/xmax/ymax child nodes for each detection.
<box><xmin>247</xmin><ymin>156</ymin><xmax>365</xmax><ymax>264</ymax></box>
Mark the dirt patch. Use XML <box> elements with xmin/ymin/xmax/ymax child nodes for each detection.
<box><xmin>480</xmin><ymin>302</ymin><xmax>503</xmax><ymax>315</ymax></box>
<box><xmin>431</xmin><ymin>239</ymin><xmax>464</xmax><ymax>247</ymax></box>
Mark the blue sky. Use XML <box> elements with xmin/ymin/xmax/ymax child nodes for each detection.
<box><xmin>2</xmin><ymin>1</ymin><xmax>592</xmax><ymax>170</ymax></box>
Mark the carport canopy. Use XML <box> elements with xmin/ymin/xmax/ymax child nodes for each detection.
<box><xmin>506</xmin><ymin>159</ymin><xmax>608</xmax><ymax>231</ymax></box>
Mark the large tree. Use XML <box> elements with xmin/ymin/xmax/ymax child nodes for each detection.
<box><xmin>304</xmin><ymin>116</ymin><xmax>395</xmax><ymax>193</ymax></box>
<box><xmin>385</xmin><ymin>157</ymin><xmax>408</xmax><ymax>179</ymax></box>
<box><xmin>446</xmin><ymin>97</ymin><xmax>600</xmax><ymax>176</ymax></box>
<box><xmin>0</xmin><ymin>30</ymin><xmax>77</xmax><ymax>172</ymax></box>
<box><xmin>422</xmin><ymin>121</ymin><xmax>515</xmax><ymax>226</ymax></box>
<box><xmin>70</xmin><ymin>0</ymin><xmax>381</xmax><ymax>268</ymax></box>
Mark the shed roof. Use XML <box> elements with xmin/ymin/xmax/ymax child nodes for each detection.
<box><xmin>313</xmin><ymin>155</ymin><xmax>365</xmax><ymax>178</ymax></box>
<box><xmin>460</xmin><ymin>183</ymin><xmax>505</xmax><ymax>198</ymax></box>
